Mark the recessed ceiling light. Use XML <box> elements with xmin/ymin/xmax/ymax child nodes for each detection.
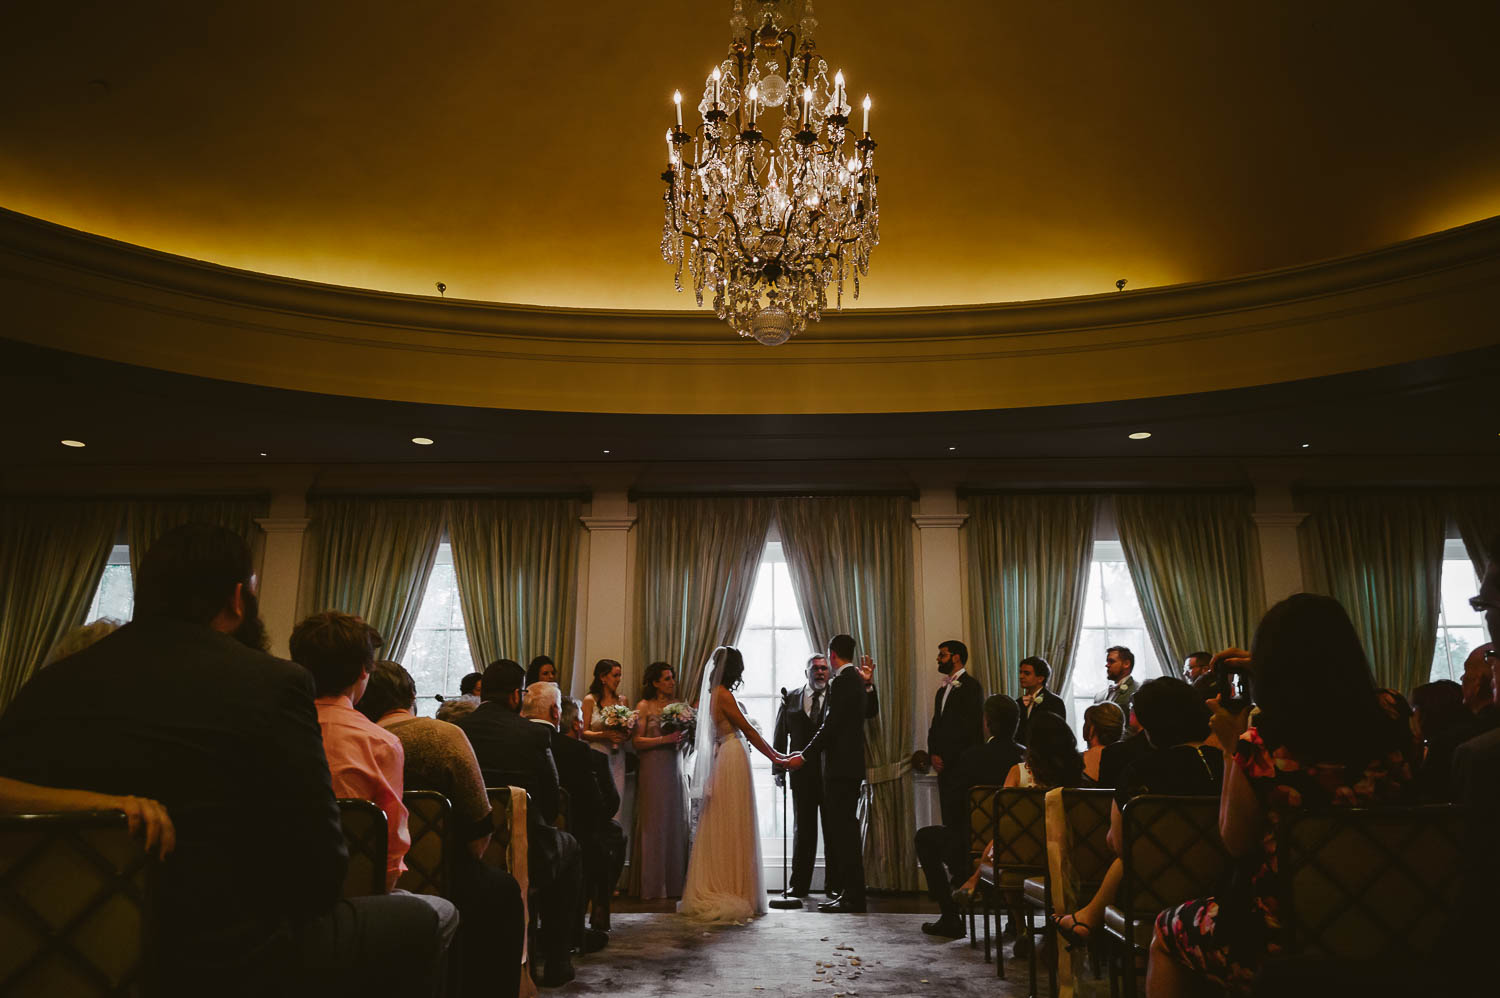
<box><xmin>411</xmin><ymin>437</ymin><xmax>434</xmax><ymax>446</ymax></box>
<box><xmin>602</xmin><ymin>449</ymin><xmax>611</xmax><ymax>454</ymax></box>
<box><xmin>60</xmin><ymin>439</ymin><xmax>86</xmax><ymax>448</ymax></box>
<box><xmin>259</xmin><ymin>451</ymin><xmax>268</xmax><ymax>457</ymax></box>
<box><xmin>1300</xmin><ymin>443</ymin><xmax>1310</xmax><ymax>449</ymax></box>
<box><xmin>1127</xmin><ymin>431</ymin><xmax>1152</xmax><ymax>440</ymax></box>
<box><xmin>948</xmin><ymin>445</ymin><xmax>957</xmax><ymax>451</ymax></box>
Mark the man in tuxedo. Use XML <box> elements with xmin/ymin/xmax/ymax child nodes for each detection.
<box><xmin>927</xmin><ymin>640</ymin><xmax>984</xmax><ymax>877</ymax></box>
<box><xmin>916</xmin><ymin>694</ymin><xmax>1023</xmax><ymax>937</ymax></box>
<box><xmin>1095</xmin><ymin>645</ymin><xmax>1139</xmax><ymax>716</ymax></box>
<box><xmin>0</xmin><ymin>524</ymin><xmax>447</xmax><ymax>996</ymax></box>
<box><xmin>796</xmin><ymin>634</ymin><xmax>874</xmax><ymax>913</ymax></box>
<box><xmin>558</xmin><ymin>695</ymin><xmax>625</xmax><ymax>933</ymax></box>
<box><xmin>1183</xmin><ymin>650</ymin><xmax>1217</xmax><ymax>699</ymax></box>
<box><xmin>1015</xmin><ymin>655</ymin><xmax>1067</xmax><ymax>745</ymax></box>
<box><xmin>774</xmin><ymin>653</ymin><xmax>880</xmax><ymax>899</ymax></box>
<box><xmin>456</xmin><ymin>661</ymin><xmax>583</xmax><ymax>986</ymax></box>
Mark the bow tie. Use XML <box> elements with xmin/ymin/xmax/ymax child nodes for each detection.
<box><xmin>1021</xmin><ymin>692</ymin><xmax>1037</xmax><ymax>707</ymax></box>
<box><xmin>940</xmin><ymin>672</ymin><xmax>960</xmax><ymax>688</ymax></box>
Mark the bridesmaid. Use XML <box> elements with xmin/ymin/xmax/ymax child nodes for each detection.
<box><xmin>582</xmin><ymin>659</ymin><xmax>628</xmax><ymax>799</ymax></box>
<box><xmin>630</xmin><ymin>661</ymin><xmax>688</xmax><ymax>899</ymax></box>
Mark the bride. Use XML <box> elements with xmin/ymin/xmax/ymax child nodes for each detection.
<box><xmin>678</xmin><ymin>645</ymin><xmax>801</xmax><ymax>923</ymax></box>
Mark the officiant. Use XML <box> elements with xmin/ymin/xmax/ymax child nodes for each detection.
<box><xmin>773</xmin><ymin>652</ymin><xmax>879</xmax><ymax>900</ymax></box>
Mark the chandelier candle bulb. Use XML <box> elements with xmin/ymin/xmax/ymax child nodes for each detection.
<box><xmin>712</xmin><ymin>66</ymin><xmax>721</xmax><ymax>106</ymax></box>
<box><xmin>673</xmin><ymin>90</ymin><xmax>683</xmax><ymax>128</ymax></box>
<box><xmin>863</xmin><ymin>94</ymin><xmax>870</xmax><ymax>133</ymax></box>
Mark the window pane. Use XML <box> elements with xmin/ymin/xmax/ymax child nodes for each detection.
<box><xmin>1432</xmin><ymin>554</ymin><xmax>1488</xmax><ymax>685</ymax></box>
<box><xmin>774</xmin><ymin>629</ymin><xmax>814</xmax><ymax>692</ymax></box>
<box><xmin>1441</xmin><ymin>559</ymin><xmax>1483</xmax><ymax>627</ymax></box>
<box><xmin>1099</xmin><ymin>561</ymin><xmax>1145</xmax><ymax>627</ymax></box>
<box><xmin>86</xmin><ymin>544</ymin><xmax>134</xmax><ymax>623</ymax></box>
<box><xmin>743</xmin><ymin>564</ymin><xmax>774</xmax><ymax>628</ymax></box>
<box><xmin>1080</xmin><ymin>563</ymin><xmax>1106</xmax><ymax>628</ymax></box>
<box><xmin>403</xmin><ymin>543</ymin><xmax>474</xmax><ymax>717</ymax></box>
<box><xmin>771</xmin><ymin>562</ymin><xmax>801</xmax><ymax>627</ymax></box>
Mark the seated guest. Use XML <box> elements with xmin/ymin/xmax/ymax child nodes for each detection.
<box><xmin>1053</xmin><ymin>677</ymin><xmax>1223</xmax><ymax>945</ymax></box>
<box><xmin>1148</xmin><ymin>595</ymin><xmax>1412</xmax><ymax>997</ymax></box>
<box><xmin>917</xmin><ymin>693</ymin><xmax>1023</xmax><ymax>938</ymax></box>
<box><xmin>1411</xmin><ymin>679</ymin><xmax>1479</xmax><ymax>802</ymax></box>
<box><xmin>527</xmin><ymin>656</ymin><xmax>558</xmax><ymax>686</ymax></box>
<box><xmin>1376</xmin><ymin>686</ymin><xmax>1421</xmax><ymax>771</ymax></box>
<box><xmin>456</xmin><ymin>660</ymin><xmax>583</xmax><ymax>988</ymax></box>
<box><xmin>436</xmin><ymin>695</ymin><xmax>480</xmax><ymax>723</ymax></box>
<box><xmin>292</xmin><ymin>614</ymin><xmax>458</xmax><ymax>944</ymax></box>
<box><xmin>358</xmin><ymin>661</ymin><xmax>525</xmax><ymax>998</ymax></box>
<box><xmin>460</xmin><ymin>671</ymin><xmax>484</xmax><ymax>698</ymax></box>
<box><xmin>1015</xmin><ymin>655</ymin><xmax>1067</xmax><ymax>745</ymax></box>
<box><xmin>1460</xmin><ymin>642</ymin><xmax>1499</xmax><ymax>732</ymax></box>
<box><xmin>1081</xmin><ymin>702</ymin><xmax>1125</xmax><ymax>783</ymax></box>
<box><xmin>558</xmin><ymin>694</ymin><xmax>626</xmax><ymax>934</ymax></box>
<box><xmin>0</xmin><ymin>524</ymin><xmax>446</xmax><ymax>997</ymax></box>
<box><xmin>1098</xmin><ymin>705</ymin><xmax>1152</xmax><ymax>787</ymax></box>
<box><xmin>521</xmin><ymin>684</ymin><xmax>609</xmax><ymax>952</ymax></box>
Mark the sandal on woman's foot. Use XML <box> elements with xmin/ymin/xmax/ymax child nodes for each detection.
<box><xmin>1050</xmin><ymin>912</ymin><xmax>1094</xmax><ymax>949</ymax></box>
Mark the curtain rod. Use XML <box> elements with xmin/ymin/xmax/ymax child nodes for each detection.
<box><xmin>627</xmin><ymin>488</ymin><xmax>920</xmax><ymax>501</ymax></box>
<box><xmin>305</xmin><ymin>489</ymin><xmax>592</xmax><ymax>501</ymax></box>
<box><xmin>955</xmin><ymin>486</ymin><xmax>1255</xmax><ymax>499</ymax></box>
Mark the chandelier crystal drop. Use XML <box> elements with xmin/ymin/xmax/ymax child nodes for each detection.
<box><xmin>659</xmin><ymin>0</ymin><xmax>879</xmax><ymax>345</ymax></box>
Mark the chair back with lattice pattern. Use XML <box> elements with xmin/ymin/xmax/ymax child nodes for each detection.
<box><xmin>1060</xmin><ymin>788</ymin><xmax>1116</xmax><ymax>891</ymax></box>
<box><xmin>967</xmin><ymin>784</ymin><xmax>1001</xmax><ymax>860</ymax></box>
<box><xmin>0</xmin><ymin>812</ymin><xmax>153</xmax><ymax>997</ymax></box>
<box><xmin>483</xmin><ymin>788</ymin><xmax>528</xmax><ymax>872</ymax></box>
<box><xmin>396</xmin><ymin>791</ymin><xmax>451</xmax><ymax>898</ymax></box>
<box><xmin>336</xmin><ymin>799</ymin><xmax>388</xmax><ymax>898</ymax></box>
<box><xmin>1277</xmin><ymin>805</ymin><xmax>1465</xmax><ymax>961</ymax></box>
<box><xmin>1117</xmin><ymin>795</ymin><xmax>1228</xmax><ymax>919</ymax></box>
<box><xmin>991</xmin><ymin>787</ymin><xmax>1049</xmax><ymax>876</ymax></box>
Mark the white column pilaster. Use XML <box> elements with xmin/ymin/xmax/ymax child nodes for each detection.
<box><xmin>255</xmin><ymin>511</ymin><xmax>310</xmax><ymax>658</ymax></box>
<box><xmin>577</xmin><ymin>490</ymin><xmax>636</xmax><ymax>699</ymax></box>
<box><xmin>911</xmin><ymin>488</ymin><xmax>967</xmax><ymax>829</ymax></box>
<box><xmin>1252</xmin><ymin>482</ymin><xmax>1308</xmax><ymax>607</ymax></box>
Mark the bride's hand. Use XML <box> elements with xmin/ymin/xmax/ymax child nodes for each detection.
<box><xmin>784</xmin><ymin>753</ymin><xmax>805</xmax><ymax>771</ymax></box>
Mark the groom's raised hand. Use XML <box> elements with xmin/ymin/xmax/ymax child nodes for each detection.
<box><xmin>857</xmin><ymin>654</ymin><xmax>876</xmax><ymax>686</ymax></box>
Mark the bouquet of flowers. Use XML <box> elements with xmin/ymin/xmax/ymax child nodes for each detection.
<box><xmin>660</xmin><ymin>701</ymin><xmax>696</xmax><ymax>748</ymax></box>
<box><xmin>599</xmin><ymin>704</ymin><xmax>637</xmax><ymax>741</ymax></box>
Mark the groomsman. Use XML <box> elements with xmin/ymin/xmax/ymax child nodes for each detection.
<box><xmin>797</xmin><ymin>634</ymin><xmax>875</xmax><ymax>914</ymax></box>
<box><xmin>774</xmin><ymin>653</ymin><xmax>879</xmax><ymax>899</ymax></box>
<box><xmin>1015</xmin><ymin>655</ymin><xmax>1067</xmax><ymax>745</ymax></box>
<box><xmin>927</xmin><ymin>640</ymin><xmax>984</xmax><ymax>881</ymax></box>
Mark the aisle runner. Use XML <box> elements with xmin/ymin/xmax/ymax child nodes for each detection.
<box><xmin>562</xmin><ymin>910</ymin><xmax>1031</xmax><ymax>997</ymax></box>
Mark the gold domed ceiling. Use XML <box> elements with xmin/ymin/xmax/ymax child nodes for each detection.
<box><xmin>4</xmin><ymin>0</ymin><xmax>1499</xmax><ymax>311</ymax></box>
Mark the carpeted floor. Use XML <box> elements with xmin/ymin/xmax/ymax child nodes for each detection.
<box><xmin>559</xmin><ymin>908</ymin><xmax>1036</xmax><ymax>996</ymax></box>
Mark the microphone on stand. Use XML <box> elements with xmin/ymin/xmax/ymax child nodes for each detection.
<box><xmin>770</xmin><ymin>686</ymin><xmax>803</xmax><ymax>910</ymax></box>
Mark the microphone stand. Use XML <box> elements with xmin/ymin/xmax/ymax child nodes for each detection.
<box><xmin>769</xmin><ymin>687</ymin><xmax>803</xmax><ymax>910</ymax></box>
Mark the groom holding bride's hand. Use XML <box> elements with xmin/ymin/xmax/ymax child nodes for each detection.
<box><xmin>788</xmin><ymin>633</ymin><xmax>878</xmax><ymax>914</ymax></box>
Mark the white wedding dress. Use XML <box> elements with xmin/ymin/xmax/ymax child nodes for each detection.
<box><xmin>677</xmin><ymin>702</ymin><xmax>766</xmax><ymax>923</ymax></box>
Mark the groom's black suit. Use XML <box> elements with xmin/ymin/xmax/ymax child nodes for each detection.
<box><xmin>800</xmin><ymin>663</ymin><xmax>871</xmax><ymax>908</ymax></box>
<box><xmin>774</xmin><ymin>682</ymin><xmax>879</xmax><ymax>896</ymax></box>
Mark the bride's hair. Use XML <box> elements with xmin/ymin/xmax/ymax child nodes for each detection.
<box><xmin>713</xmin><ymin>646</ymin><xmax>746</xmax><ymax>691</ymax></box>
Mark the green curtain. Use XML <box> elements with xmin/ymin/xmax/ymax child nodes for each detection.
<box><xmin>1298</xmin><ymin>491</ymin><xmax>1445</xmax><ymax>693</ymax></box>
<box><xmin>126</xmin><ymin>496</ymin><xmax>267</xmax><ymax>581</ymax></box>
<box><xmin>631</xmin><ymin>497</ymin><xmax>773</xmax><ymax>700</ymax></box>
<box><xmin>1448</xmin><ymin>490</ymin><xmax>1499</xmax><ymax>581</ymax></box>
<box><xmin>1116</xmin><ymin>493</ymin><xmax>1264</xmax><ymax>676</ymax></box>
<box><xmin>964</xmin><ymin>494</ymin><xmax>1096</xmax><ymax>700</ymax></box>
<box><xmin>0</xmin><ymin>501</ymin><xmax>121</xmax><ymax>708</ymax></box>
<box><xmin>447</xmin><ymin>498</ymin><xmax>581</xmax><ymax>688</ymax></box>
<box><xmin>775</xmin><ymin>496</ymin><xmax>918</xmax><ymax>889</ymax></box>
<box><xmin>303</xmin><ymin>497</ymin><xmax>445</xmax><ymax>660</ymax></box>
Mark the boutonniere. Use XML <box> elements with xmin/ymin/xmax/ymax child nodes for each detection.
<box><xmin>951</xmin><ymin>677</ymin><xmax>962</xmax><ymax>690</ymax></box>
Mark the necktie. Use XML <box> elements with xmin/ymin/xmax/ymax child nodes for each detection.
<box><xmin>812</xmin><ymin>690</ymin><xmax>825</xmax><ymax>726</ymax></box>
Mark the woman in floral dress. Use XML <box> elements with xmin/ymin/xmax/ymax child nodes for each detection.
<box><xmin>1147</xmin><ymin>594</ymin><xmax>1412</xmax><ymax>996</ymax></box>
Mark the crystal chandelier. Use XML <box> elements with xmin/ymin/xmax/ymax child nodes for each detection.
<box><xmin>660</xmin><ymin>0</ymin><xmax>879</xmax><ymax>346</ymax></box>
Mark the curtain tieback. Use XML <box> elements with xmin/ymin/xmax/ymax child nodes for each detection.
<box><xmin>865</xmin><ymin>759</ymin><xmax>911</xmax><ymax>785</ymax></box>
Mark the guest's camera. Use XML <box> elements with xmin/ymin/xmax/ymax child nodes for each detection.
<box><xmin>1214</xmin><ymin>658</ymin><xmax>1254</xmax><ymax>714</ymax></box>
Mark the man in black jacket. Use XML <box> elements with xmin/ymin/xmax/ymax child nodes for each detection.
<box><xmin>457</xmin><ymin>661</ymin><xmax>583</xmax><ymax>987</ymax></box>
<box><xmin>1015</xmin><ymin>655</ymin><xmax>1068</xmax><ymax>745</ymax></box>
<box><xmin>927</xmin><ymin>639</ymin><xmax>984</xmax><ymax>888</ymax></box>
<box><xmin>0</xmin><ymin>524</ymin><xmax>445</xmax><ymax>997</ymax></box>
<box><xmin>796</xmin><ymin>634</ymin><xmax>875</xmax><ymax>914</ymax></box>
<box><xmin>558</xmin><ymin>694</ymin><xmax>626</xmax><ymax>932</ymax></box>
<box><xmin>916</xmin><ymin>694</ymin><xmax>1024</xmax><ymax>937</ymax></box>
<box><xmin>773</xmin><ymin>652</ymin><xmax>880</xmax><ymax>899</ymax></box>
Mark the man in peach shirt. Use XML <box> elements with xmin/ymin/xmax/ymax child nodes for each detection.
<box><xmin>292</xmin><ymin>612</ymin><xmax>457</xmax><ymax>944</ymax></box>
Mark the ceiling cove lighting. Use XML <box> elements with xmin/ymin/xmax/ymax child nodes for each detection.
<box><xmin>1127</xmin><ymin>431</ymin><xmax>1152</xmax><ymax>440</ymax></box>
<box><xmin>411</xmin><ymin>437</ymin><xmax>434</xmax><ymax>446</ymax></box>
<box><xmin>660</xmin><ymin>0</ymin><xmax>879</xmax><ymax>346</ymax></box>
<box><xmin>60</xmin><ymin>439</ymin><xmax>86</xmax><ymax>448</ymax></box>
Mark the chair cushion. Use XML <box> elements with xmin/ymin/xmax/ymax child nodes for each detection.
<box><xmin>1022</xmin><ymin>876</ymin><xmax>1048</xmax><ymax>907</ymax></box>
<box><xmin>1103</xmin><ymin>904</ymin><xmax>1156</xmax><ymax>950</ymax></box>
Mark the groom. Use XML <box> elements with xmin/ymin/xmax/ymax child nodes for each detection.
<box><xmin>795</xmin><ymin>633</ymin><xmax>873</xmax><ymax>914</ymax></box>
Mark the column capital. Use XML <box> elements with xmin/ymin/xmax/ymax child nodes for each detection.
<box><xmin>1251</xmin><ymin>511</ymin><xmax>1307</xmax><ymax>529</ymax></box>
<box><xmin>912</xmin><ymin>512</ymin><xmax>969</xmax><ymax>530</ymax></box>
<box><xmin>254</xmin><ymin>516</ymin><xmax>310</xmax><ymax>534</ymax></box>
<box><xmin>580</xmin><ymin>514</ymin><xmax>637</xmax><ymax>532</ymax></box>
